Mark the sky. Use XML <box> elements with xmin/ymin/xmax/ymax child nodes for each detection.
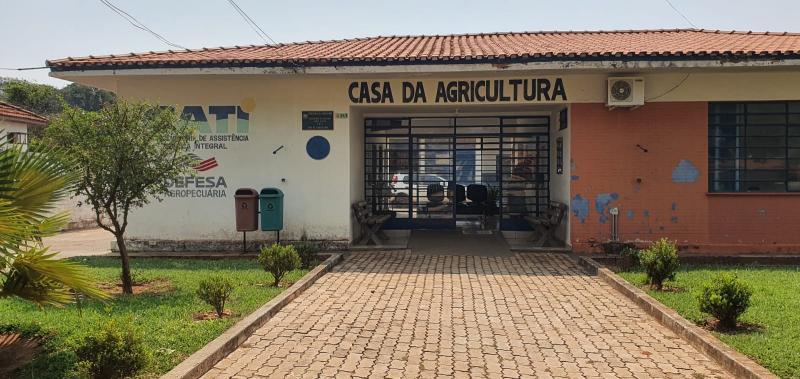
<box><xmin>2</xmin><ymin>0</ymin><xmax>800</xmax><ymax>87</ymax></box>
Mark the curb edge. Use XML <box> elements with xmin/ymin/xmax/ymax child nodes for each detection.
<box><xmin>161</xmin><ymin>253</ymin><xmax>345</xmax><ymax>379</ymax></box>
<box><xmin>575</xmin><ymin>256</ymin><xmax>778</xmax><ymax>379</ymax></box>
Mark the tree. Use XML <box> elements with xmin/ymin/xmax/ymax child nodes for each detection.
<box><xmin>0</xmin><ymin>137</ymin><xmax>108</xmax><ymax>306</ymax></box>
<box><xmin>0</xmin><ymin>79</ymin><xmax>116</xmax><ymax>114</ymax></box>
<box><xmin>45</xmin><ymin>101</ymin><xmax>195</xmax><ymax>294</ymax></box>
<box><xmin>62</xmin><ymin>83</ymin><xmax>117</xmax><ymax>112</ymax></box>
<box><xmin>0</xmin><ymin>79</ymin><xmax>64</xmax><ymax>116</ymax></box>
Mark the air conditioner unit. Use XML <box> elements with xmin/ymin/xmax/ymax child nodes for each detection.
<box><xmin>607</xmin><ymin>77</ymin><xmax>645</xmax><ymax>107</ymax></box>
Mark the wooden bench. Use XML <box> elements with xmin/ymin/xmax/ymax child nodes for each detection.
<box><xmin>352</xmin><ymin>201</ymin><xmax>392</xmax><ymax>245</ymax></box>
<box><xmin>524</xmin><ymin>201</ymin><xmax>568</xmax><ymax>247</ymax></box>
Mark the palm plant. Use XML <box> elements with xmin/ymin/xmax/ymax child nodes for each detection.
<box><xmin>0</xmin><ymin>135</ymin><xmax>108</xmax><ymax>306</ymax></box>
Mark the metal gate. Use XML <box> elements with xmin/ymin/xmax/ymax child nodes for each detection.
<box><xmin>365</xmin><ymin>116</ymin><xmax>549</xmax><ymax>230</ymax></box>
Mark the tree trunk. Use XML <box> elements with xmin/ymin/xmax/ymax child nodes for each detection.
<box><xmin>116</xmin><ymin>234</ymin><xmax>133</xmax><ymax>294</ymax></box>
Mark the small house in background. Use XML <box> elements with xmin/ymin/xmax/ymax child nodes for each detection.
<box><xmin>0</xmin><ymin>101</ymin><xmax>47</xmax><ymax>150</ymax></box>
<box><xmin>0</xmin><ymin>101</ymin><xmax>97</xmax><ymax>230</ymax></box>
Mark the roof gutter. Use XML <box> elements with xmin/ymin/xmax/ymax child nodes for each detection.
<box><xmin>0</xmin><ymin>115</ymin><xmax>48</xmax><ymax>126</ymax></box>
<box><xmin>49</xmin><ymin>57</ymin><xmax>800</xmax><ymax>79</ymax></box>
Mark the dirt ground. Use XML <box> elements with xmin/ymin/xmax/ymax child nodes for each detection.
<box><xmin>43</xmin><ymin>228</ymin><xmax>115</xmax><ymax>259</ymax></box>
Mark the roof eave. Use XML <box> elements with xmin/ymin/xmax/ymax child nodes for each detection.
<box><xmin>0</xmin><ymin>115</ymin><xmax>48</xmax><ymax>126</ymax></box>
<box><xmin>48</xmin><ymin>53</ymin><xmax>800</xmax><ymax>73</ymax></box>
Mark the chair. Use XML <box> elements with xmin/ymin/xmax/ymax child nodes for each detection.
<box><xmin>454</xmin><ymin>184</ymin><xmax>466</xmax><ymax>203</ymax></box>
<box><xmin>524</xmin><ymin>201</ymin><xmax>568</xmax><ymax>247</ymax></box>
<box><xmin>467</xmin><ymin>184</ymin><xmax>488</xmax><ymax>213</ymax></box>
<box><xmin>352</xmin><ymin>201</ymin><xmax>392</xmax><ymax>245</ymax></box>
<box><xmin>451</xmin><ymin>184</ymin><xmax>470</xmax><ymax>214</ymax></box>
<box><xmin>466</xmin><ymin>184</ymin><xmax>488</xmax><ymax>204</ymax></box>
<box><xmin>426</xmin><ymin>183</ymin><xmax>445</xmax><ymax>205</ymax></box>
<box><xmin>465</xmin><ymin>184</ymin><xmax>489</xmax><ymax>224</ymax></box>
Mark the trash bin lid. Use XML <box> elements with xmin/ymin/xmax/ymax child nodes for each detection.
<box><xmin>260</xmin><ymin>188</ymin><xmax>284</xmax><ymax>197</ymax></box>
<box><xmin>235</xmin><ymin>188</ymin><xmax>258</xmax><ymax>197</ymax></box>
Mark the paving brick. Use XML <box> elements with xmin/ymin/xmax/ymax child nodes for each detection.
<box><xmin>201</xmin><ymin>252</ymin><xmax>731</xmax><ymax>378</ymax></box>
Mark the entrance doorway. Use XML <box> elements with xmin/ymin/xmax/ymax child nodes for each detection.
<box><xmin>365</xmin><ymin>115</ymin><xmax>550</xmax><ymax>231</ymax></box>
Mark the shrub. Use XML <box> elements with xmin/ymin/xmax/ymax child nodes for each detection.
<box><xmin>66</xmin><ymin>361</ymin><xmax>93</xmax><ymax>379</ymax></box>
<box><xmin>293</xmin><ymin>241</ymin><xmax>320</xmax><ymax>269</ymax></box>
<box><xmin>638</xmin><ymin>238</ymin><xmax>679</xmax><ymax>290</ymax></box>
<box><xmin>258</xmin><ymin>243</ymin><xmax>301</xmax><ymax>286</ymax></box>
<box><xmin>196</xmin><ymin>276</ymin><xmax>234</xmax><ymax>318</ymax></box>
<box><xmin>601</xmin><ymin>241</ymin><xmax>635</xmax><ymax>255</ymax></box>
<box><xmin>0</xmin><ymin>322</ymin><xmax>47</xmax><ymax>339</ymax></box>
<box><xmin>618</xmin><ymin>246</ymin><xmax>640</xmax><ymax>271</ymax></box>
<box><xmin>698</xmin><ymin>273</ymin><xmax>753</xmax><ymax>329</ymax></box>
<box><xmin>73</xmin><ymin>320</ymin><xmax>151</xmax><ymax>379</ymax></box>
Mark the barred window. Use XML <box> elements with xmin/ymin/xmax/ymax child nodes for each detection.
<box><xmin>709</xmin><ymin>101</ymin><xmax>800</xmax><ymax>192</ymax></box>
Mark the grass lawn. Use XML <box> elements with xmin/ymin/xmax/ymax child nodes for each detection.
<box><xmin>0</xmin><ymin>257</ymin><xmax>309</xmax><ymax>378</ymax></box>
<box><xmin>618</xmin><ymin>265</ymin><xmax>800</xmax><ymax>379</ymax></box>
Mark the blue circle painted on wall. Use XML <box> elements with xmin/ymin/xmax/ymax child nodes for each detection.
<box><xmin>306</xmin><ymin>136</ymin><xmax>330</xmax><ymax>160</ymax></box>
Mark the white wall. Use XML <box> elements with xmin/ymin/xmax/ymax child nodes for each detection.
<box><xmin>72</xmin><ymin>70</ymin><xmax>800</xmax><ymax>105</ymax></box>
<box><xmin>115</xmin><ymin>76</ymin><xmax>355</xmax><ymax>242</ymax></box>
<box><xmin>348</xmin><ymin>107</ymin><xmax>365</xmax><ymax>241</ymax></box>
<box><xmin>0</xmin><ymin>119</ymin><xmax>29</xmax><ymax>150</ymax></box>
<box><xmin>55</xmin><ymin>196</ymin><xmax>98</xmax><ymax>230</ymax></box>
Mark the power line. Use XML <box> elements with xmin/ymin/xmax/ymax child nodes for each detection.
<box><xmin>646</xmin><ymin>73</ymin><xmax>691</xmax><ymax>101</ymax></box>
<box><xmin>223</xmin><ymin>0</ymin><xmax>297</xmax><ymax>67</ymax></box>
<box><xmin>664</xmin><ymin>0</ymin><xmax>697</xmax><ymax>28</ymax></box>
<box><xmin>98</xmin><ymin>0</ymin><xmax>188</xmax><ymax>50</ymax></box>
<box><xmin>0</xmin><ymin>66</ymin><xmax>48</xmax><ymax>71</ymax></box>
<box><xmin>99</xmin><ymin>0</ymin><xmax>186</xmax><ymax>49</ymax></box>
<box><xmin>225</xmin><ymin>0</ymin><xmax>278</xmax><ymax>45</ymax></box>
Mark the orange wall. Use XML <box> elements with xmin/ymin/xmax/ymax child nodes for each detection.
<box><xmin>569</xmin><ymin>102</ymin><xmax>800</xmax><ymax>254</ymax></box>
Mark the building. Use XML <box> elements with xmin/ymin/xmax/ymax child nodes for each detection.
<box><xmin>0</xmin><ymin>102</ymin><xmax>98</xmax><ymax>229</ymax></box>
<box><xmin>0</xmin><ymin>101</ymin><xmax>47</xmax><ymax>150</ymax></box>
<box><xmin>47</xmin><ymin>29</ymin><xmax>800</xmax><ymax>254</ymax></box>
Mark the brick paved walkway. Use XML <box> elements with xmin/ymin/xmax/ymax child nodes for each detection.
<box><xmin>203</xmin><ymin>252</ymin><xmax>730</xmax><ymax>378</ymax></box>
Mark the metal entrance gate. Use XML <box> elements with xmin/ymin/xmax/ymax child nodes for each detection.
<box><xmin>365</xmin><ymin>116</ymin><xmax>550</xmax><ymax>230</ymax></box>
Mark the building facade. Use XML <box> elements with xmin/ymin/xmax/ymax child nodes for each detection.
<box><xmin>48</xmin><ymin>29</ymin><xmax>800</xmax><ymax>254</ymax></box>
<box><xmin>0</xmin><ymin>101</ymin><xmax>47</xmax><ymax>150</ymax></box>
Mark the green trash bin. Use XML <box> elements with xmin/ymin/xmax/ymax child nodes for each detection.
<box><xmin>259</xmin><ymin>188</ymin><xmax>284</xmax><ymax>231</ymax></box>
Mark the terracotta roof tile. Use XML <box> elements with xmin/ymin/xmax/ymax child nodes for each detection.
<box><xmin>0</xmin><ymin>102</ymin><xmax>48</xmax><ymax>125</ymax></box>
<box><xmin>47</xmin><ymin>29</ymin><xmax>800</xmax><ymax>71</ymax></box>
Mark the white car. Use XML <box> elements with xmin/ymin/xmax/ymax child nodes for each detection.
<box><xmin>390</xmin><ymin>173</ymin><xmax>449</xmax><ymax>196</ymax></box>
